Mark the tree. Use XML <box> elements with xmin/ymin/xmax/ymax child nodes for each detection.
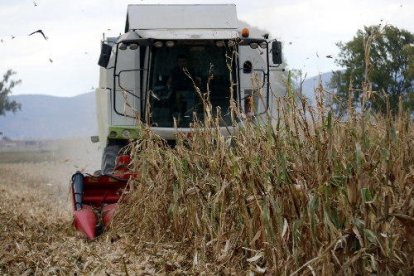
<box><xmin>0</xmin><ymin>70</ymin><xmax>22</xmax><ymax>116</ymax></box>
<box><xmin>330</xmin><ymin>25</ymin><xmax>414</xmax><ymax>115</ymax></box>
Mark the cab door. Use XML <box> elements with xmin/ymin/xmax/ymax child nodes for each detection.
<box><xmin>113</xmin><ymin>45</ymin><xmax>142</xmax><ymax>125</ymax></box>
<box><xmin>238</xmin><ymin>45</ymin><xmax>269</xmax><ymax>116</ymax></box>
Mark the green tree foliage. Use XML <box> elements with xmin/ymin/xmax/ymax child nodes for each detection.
<box><xmin>330</xmin><ymin>25</ymin><xmax>414</xmax><ymax>115</ymax></box>
<box><xmin>0</xmin><ymin>70</ymin><xmax>22</xmax><ymax>116</ymax></box>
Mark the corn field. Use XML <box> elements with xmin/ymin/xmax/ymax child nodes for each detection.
<box><xmin>111</xmin><ymin>77</ymin><xmax>414</xmax><ymax>274</ymax></box>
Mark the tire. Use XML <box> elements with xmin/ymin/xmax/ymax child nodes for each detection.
<box><xmin>101</xmin><ymin>144</ymin><xmax>122</xmax><ymax>175</ymax></box>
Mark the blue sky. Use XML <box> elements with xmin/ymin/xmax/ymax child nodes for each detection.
<box><xmin>0</xmin><ymin>0</ymin><xmax>413</xmax><ymax>97</ymax></box>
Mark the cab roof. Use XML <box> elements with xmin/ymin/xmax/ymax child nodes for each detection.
<box><xmin>125</xmin><ymin>4</ymin><xmax>238</xmax><ymax>39</ymax></box>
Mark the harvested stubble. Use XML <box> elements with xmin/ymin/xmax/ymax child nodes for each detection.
<box><xmin>0</xmin><ymin>142</ymin><xmax>157</xmax><ymax>275</ymax></box>
<box><xmin>112</xmin><ymin>90</ymin><xmax>414</xmax><ymax>274</ymax></box>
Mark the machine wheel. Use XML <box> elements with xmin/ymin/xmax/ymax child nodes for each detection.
<box><xmin>101</xmin><ymin>144</ymin><xmax>122</xmax><ymax>174</ymax></box>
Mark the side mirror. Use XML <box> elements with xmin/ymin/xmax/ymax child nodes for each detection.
<box><xmin>271</xmin><ymin>41</ymin><xmax>282</xmax><ymax>65</ymax></box>
<box><xmin>98</xmin><ymin>43</ymin><xmax>112</xmax><ymax>68</ymax></box>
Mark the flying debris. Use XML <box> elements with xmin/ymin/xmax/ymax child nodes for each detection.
<box><xmin>49</xmin><ymin>58</ymin><xmax>53</xmax><ymax>63</ymax></box>
<box><xmin>33</xmin><ymin>1</ymin><xmax>38</xmax><ymax>6</ymax></box>
<box><xmin>1</xmin><ymin>39</ymin><xmax>3</xmax><ymax>43</ymax></box>
<box><xmin>288</xmin><ymin>42</ymin><xmax>292</xmax><ymax>45</ymax></box>
<box><xmin>11</xmin><ymin>35</ymin><xmax>15</xmax><ymax>39</ymax></box>
<box><xmin>316</xmin><ymin>52</ymin><xmax>319</xmax><ymax>58</ymax></box>
<box><xmin>29</xmin><ymin>30</ymin><xmax>48</xmax><ymax>40</ymax></box>
<box><xmin>326</xmin><ymin>55</ymin><xmax>333</xmax><ymax>59</ymax></box>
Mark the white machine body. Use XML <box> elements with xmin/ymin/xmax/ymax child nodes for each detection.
<box><xmin>96</xmin><ymin>4</ymin><xmax>285</xmax><ymax>145</ymax></box>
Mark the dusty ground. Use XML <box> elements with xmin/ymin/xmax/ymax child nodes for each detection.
<box><xmin>0</xmin><ymin>139</ymin><xmax>158</xmax><ymax>275</ymax></box>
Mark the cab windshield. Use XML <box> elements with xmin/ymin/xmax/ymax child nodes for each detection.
<box><xmin>148</xmin><ymin>40</ymin><xmax>237</xmax><ymax>128</ymax></box>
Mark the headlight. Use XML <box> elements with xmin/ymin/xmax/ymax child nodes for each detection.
<box><xmin>228</xmin><ymin>40</ymin><xmax>236</xmax><ymax>47</ymax></box>
<box><xmin>216</xmin><ymin>41</ymin><xmax>225</xmax><ymax>47</ymax></box>
<box><xmin>153</xmin><ymin>41</ymin><xmax>163</xmax><ymax>48</ymax></box>
<box><xmin>129</xmin><ymin>43</ymin><xmax>138</xmax><ymax>50</ymax></box>
<box><xmin>122</xmin><ymin>130</ymin><xmax>131</xmax><ymax>139</ymax></box>
<box><xmin>119</xmin><ymin>43</ymin><xmax>127</xmax><ymax>50</ymax></box>
<box><xmin>259</xmin><ymin>42</ymin><xmax>268</xmax><ymax>49</ymax></box>
<box><xmin>165</xmin><ymin>41</ymin><xmax>175</xmax><ymax>47</ymax></box>
<box><xmin>250</xmin><ymin>43</ymin><xmax>258</xmax><ymax>49</ymax></box>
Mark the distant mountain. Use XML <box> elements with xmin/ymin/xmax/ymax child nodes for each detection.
<box><xmin>0</xmin><ymin>92</ymin><xmax>97</xmax><ymax>140</ymax></box>
<box><xmin>301</xmin><ymin>72</ymin><xmax>333</xmax><ymax>104</ymax></box>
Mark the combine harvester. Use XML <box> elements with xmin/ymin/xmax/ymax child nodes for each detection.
<box><xmin>71</xmin><ymin>4</ymin><xmax>284</xmax><ymax>239</ymax></box>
